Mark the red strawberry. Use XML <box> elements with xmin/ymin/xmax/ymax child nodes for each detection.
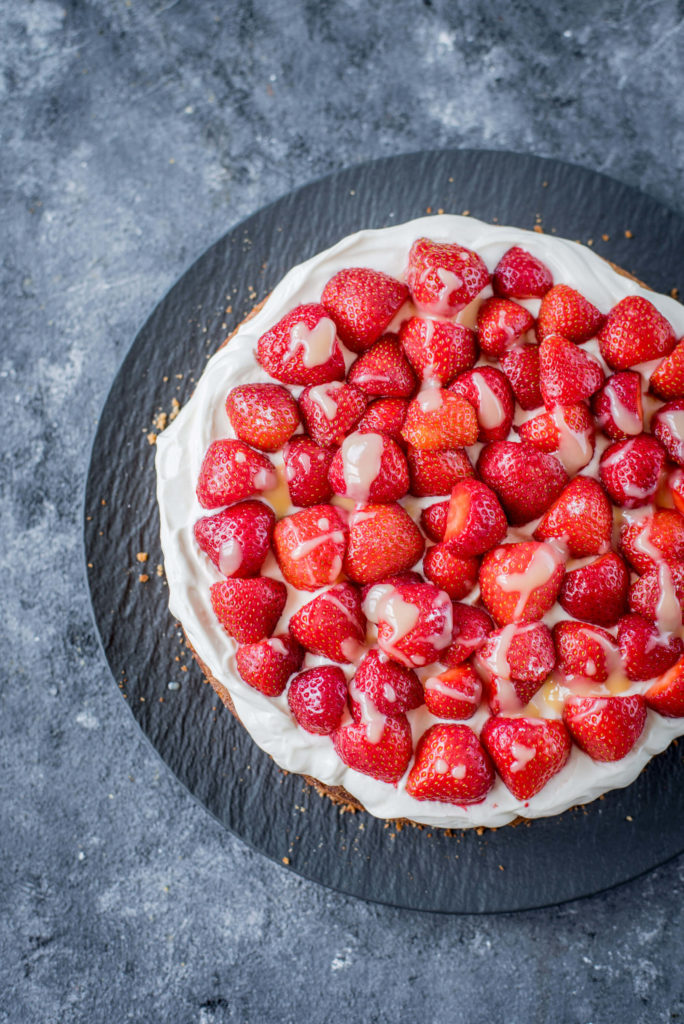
<box><xmin>445</xmin><ymin>604</ymin><xmax>494</xmax><ymax>666</ymax></box>
<box><xmin>299</xmin><ymin>381</ymin><xmax>367</xmax><ymax>447</ymax></box>
<box><xmin>196</xmin><ymin>440</ymin><xmax>276</xmax><ymax>509</ymax></box>
<box><xmin>333</xmin><ymin>711</ymin><xmax>413</xmax><ymax>784</ymax></box>
<box><xmin>399</xmin><ymin>317</ymin><xmax>477</xmax><ymax>386</ymax></box>
<box><xmin>225</xmin><ymin>383</ymin><xmax>300</xmax><ymax>452</ymax></box>
<box><xmin>443</xmin><ymin>478</ymin><xmax>507</xmax><ymax>557</ymax></box>
<box><xmin>346</xmin><ymin>333</ymin><xmax>417</xmax><ymax>398</ymax></box>
<box><xmin>617</xmin><ymin>612</ymin><xmax>683</xmax><ymax>682</ymax></box>
<box><xmin>257</xmin><ymin>303</ymin><xmax>345</xmax><ymax>385</ymax></box>
<box><xmin>620</xmin><ymin>509</ymin><xmax>684</xmax><ymax>574</ymax></box>
<box><xmin>328</xmin><ymin>431</ymin><xmax>409</xmax><ymax>503</ymax></box>
<box><xmin>235</xmin><ymin>635</ymin><xmax>304</xmax><ymax>697</ymax></box>
<box><xmin>651</xmin><ymin>400</ymin><xmax>684</xmax><ymax>466</ymax></box>
<box><xmin>598</xmin><ymin>295</ymin><xmax>676</xmax><ymax>370</ymax></box>
<box><xmin>591</xmin><ymin>371</ymin><xmax>644</xmax><ymax>440</ymax></box>
<box><xmin>405</xmin><ymin>723</ymin><xmax>495</xmax><ymax>804</ymax></box>
<box><xmin>539</xmin><ymin>332</ymin><xmax>605</xmax><ymax>408</ymax></box>
<box><xmin>563</xmin><ymin>694</ymin><xmax>647</xmax><ymax>761</ymax></box>
<box><xmin>194</xmin><ymin>500</ymin><xmax>275</xmax><ymax>578</ymax></box>
<box><xmin>629</xmin><ymin>560</ymin><xmax>684</xmax><ymax>629</ymax></box>
<box><xmin>559</xmin><ymin>552</ymin><xmax>629</xmax><ymax>626</ymax></box>
<box><xmin>492</xmin><ymin>246</ymin><xmax>553</xmax><ymax>299</ymax></box>
<box><xmin>501</xmin><ymin>343</ymin><xmax>543</xmax><ymax>411</ymax></box>
<box><xmin>645</xmin><ymin>657</ymin><xmax>684</xmax><ymax>717</ymax></box>
<box><xmin>448</xmin><ymin>366</ymin><xmax>515</xmax><ymax>442</ymax></box>
<box><xmin>407</xmin><ymin>237</ymin><xmax>490</xmax><ymax>316</ymax></box>
<box><xmin>420</xmin><ymin>500</ymin><xmax>449</xmax><ymax>542</ymax></box>
<box><xmin>289</xmin><ymin>583</ymin><xmax>366</xmax><ymax>663</ymax></box>
<box><xmin>669</xmin><ymin>468</ymin><xmax>684</xmax><ymax>516</ymax></box>
<box><xmin>599</xmin><ymin>434</ymin><xmax>665</xmax><ymax>508</ymax></box>
<box><xmin>650</xmin><ymin>338</ymin><xmax>684</xmax><ymax>399</ymax></box>
<box><xmin>553</xmin><ymin>620</ymin><xmax>621</xmax><ymax>683</ymax></box>
<box><xmin>401</xmin><ymin>389</ymin><xmax>479</xmax><ymax>450</ymax></box>
<box><xmin>478</xmin><ymin>542</ymin><xmax>565</xmax><ymax>626</ymax></box>
<box><xmin>283</xmin><ymin>435</ymin><xmax>335</xmax><ymax>507</ymax></box>
<box><xmin>349</xmin><ymin>649</ymin><xmax>424</xmax><ymax>716</ymax></box>
<box><xmin>357</xmin><ymin>397</ymin><xmax>409</xmax><ymax>445</ymax></box>
<box><xmin>423</xmin><ymin>664</ymin><xmax>482</xmax><ymax>719</ymax></box>
<box><xmin>518</xmin><ymin>404</ymin><xmax>595</xmax><ymax>472</ymax></box>
<box><xmin>288</xmin><ymin>665</ymin><xmax>349</xmax><ymax>735</ymax></box>
<box><xmin>345</xmin><ymin>503</ymin><xmax>425</xmax><ymax>585</ymax></box>
<box><xmin>476</xmin><ymin>297</ymin><xmax>534</xmax><ymax>358</ymax></box>
<box><xmin>407</xmin><ymin>446</ymin><xmax>474</xmax><ymax>497</ymax></box>
<box><xmin>537</xmin><ymin>284</ymin><xmax>605</xmax><ymax>343</ymax></box>
<box><xmin>273</xmin><ymin>504</ymin><xmax>347</xmax><ymax>591</ymax></box>
<box><xmin>476</xmin><ymin>441</ymin><xmax>568</xmax><ymax>525</ymax></box>
<box><xmin>359</xmin><ymin>571</ymin><xmax>424</xmax><ymax>604</ymax></box>
<box><xmin>481</xmin><ymin>717</ymin><xmax>572</xmax><ymax>799</ymax></box>
<box><xmin>321</xmin><ymin>267</ymin><xmax>408</xmax><ymax>353</ymax></box>
<box><xmin>210</xmin><ymin>577</ymin><xmax>287</xmax><ymax>643</ymax></box>
<box><xmin>475</xmin><ymin>622</ymin><xmax>555</xmax><ymax>713</ymax></box>
<box><xmin>535</xmin><ymin>476</ymin><xmax>612</xmax><ymax>558</ymax></box>
<box><xmin>423</xmin><ymin>544</ymin><xmax>479</xmax><ymax>601</ymax></box>
<box><xmin>365</xmin><ymin>580</ymin><xmax>454</xmax><ymax>667</ymax></box>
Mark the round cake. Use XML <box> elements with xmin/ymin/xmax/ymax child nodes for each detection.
<box><xmin>156</xmin><ymin>214</ymin><xmax>684</xmax><ymax>829</ymax></box>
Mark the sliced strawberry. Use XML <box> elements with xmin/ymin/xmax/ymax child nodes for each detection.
<box><xmin>399</xmin><ymin>317</ymin><xmax>477</xmax><ymax>386</ymax></box>
<box><xmin>591</xmin><ymin>371</ymin><xmax>644</xmax><ymax>440</ymax></box>
<box><xmin>257</xmin><ymin>303</ymin><xmax>345</xmax><ymax>385</ymax></box>
<box><xmin>645</xmin><ymin>657</ymin><xmax>684</xmax><ymax>717</ymax></box>
<box><xmin>476</xmin><ymin>441</ymin><xmax>568</xmax><ymax>525</ymax></box>
<box><xmin>225</xmin><ymin>383</ymin><xmax>300</xmax><ymax>452</ymax></box>
<box><xmin>344</xmin><ymin>503</ymin><xmax>425</xmax><ymax>585</ymax></box>
<box><xmin>617</xmin><ymin>612</ymin><xmax>683</xmax><ymax>682</ymax></box>
<box><xmin>501</xmin><ymin>343</ymin><xmax>543</xmax><ymax>411</ymax></box>
<box><xmin>518</xmin><ymin>404</ymin><xmax>595</xmax><ymax>473</ymax></box>
<box><xmin>423</xmin><ymin>544</ymin><xmax>479</xmax><ymax>601</ymax></box>
<box><xmin>620</xmin><ymin>509</ymin><xmax>684</xmax><ymax>574</ymax></box>
<box><xmin>443</xmin><ymin>478</ymin><xmax>507</xmax><ymax>558</ymax></box>
<box><xmin>650</xmin><ymin>338</ymin><xmax>684</xmax><ymax>399</ymax></box>
<box><xmin>536</xmin><ymin>284</ymin><xmax>605</xmax><ymax>343</ymax></box>
<box><xmin>328</xmin><ymin>431</ymin><xmax>409</xmax><ymax>503</ymax></box>
<box><xmin>476</xmin><ymin>297</ymin><xmax>534</xmax><ymax>358</ymax></box>
<box><xmin>407</xmin><ymin>446</ymin><xmax>474</xmax><ymax>497</ymax></box>
<box><xmin>365</xmin><ymin>580</ymin><xmax>454</xmax><ymax>667</ymax></box>
<box><xmin>288</xmin><ymin>665</ymin><xmax>349</xmax><ymax>735</ymax></box>
<box><xmin>289</xmin><ymin>582</ymin><xmax>366</xmax><ymax>663</ymax></box>
<box><xmin>445</xmin><ymin>604</ymin><xmax>494</xmax><ymax>666</ymax></box>
<box><xmin>420</xmin><ymin>500</ymin><xmax>449</xmax><ymax>542</ymax></box>
<box><xmin>349</xmin><ymin>649</ymin><xmax>424</xmax><ymax>716</ymax></box>
<box><xmin>357</xmin><ymin>397</ymin><xmax>408</xmax><ymax>445</ymax></box>
<box><xmin>539</xmin><ymin>332</ymin><xmax>605</xmax><ymax>408</ymax></box>
<box><xmin>668</xmin><ymin>468</ymin><xmax>684</xmax><ymax>516</ymax></box>
<box><xmin>401</xmin><ymin>389</ymin><xmax>479</xmax><ymax>450</ymax></box>
<box><xmin>563</xmin><ymin>694</ymin><xmax>647</xmax><ymax>761</ymax></box>
<box><xmin>298</xmin><ymin>382</ymin><xmax>367</xmax><ymax>447</ymax></box>
<box><xmin>346</xmin><ymin>333</ymin><xmax>417</xmax><ymax>398</ymax></box>
<box><xmin>553</xmin><ymin>620</ymin><xmax>621</xmax><ymax>683</ymax></box>
<box><xmin>448</xmin><ymin>366</ymin><xmax>515</xmax><ymax>442</ymax></box>
<box><xmin>478</xmin><ymin>542</ymin><xmax>565</xmax><ymax>626</ymax></box>
<box><xmin>599</xmin><ymin>434</ymin><xmax>665</xmax><ymax>508</ymax></box>
<box><xmin>405</xmin><ymin>723</ymin><xmax>495</xmax><ymax>804</ymax></box>
<box><xmin>492</xmin><ymin>246</ymin><xmax>553</xmax><ymax>299</ymax></box>
<box><xmin>210</xmin><ymin>577</ymin><xmax>287</xmax><ymax>643</ymax></box>
<box><xmin>598</xmin><ymin>295</ymin><xmax>677</xmax><ymax>370</ymax></box>
<box><xmin>407</xmin><ymin>237</ymin><xmax>490</xmax><ymax>316</ymax></box>
<box><xmin>423</xmin><ymin>664</ymin><xmax>482</xmax><ymax>719</ymax></box>
<box><xmin>481</xmin><ymin>717</ymin><xmax>572</xmax><ymax>799</ymax></box>
<box><xmin>476</xmin><ymin>622</ymin><xmax>555</xmax><ymax>713</ymax></box>
<box><xmin>628</xmin><ymin>560</ymin><xmax>684</xmax><ymax>629</ymax></box>
<box><xmin>321</xmin><ymin>267</ymin><xmax>408</xmax><ymax>353</ymax></box>
<box><xmin>273</xmin><ymin>504</ymin><xmax>347</xmax><ymax>591</ymax></box>
<box><xmin>283</xmin><ymin>435</ymin><xmax>335</xmax><ymax>507</ymax></box>
<box><xmin>332</xmin><ymin>711</ymin><xmax>413</xmax><ymax>784</ymax></box>
<box><xmin>235</xmin><ymin>634</ymin><xmax>304</xmax><ymax>697</ymax></box>
<box><xmin>559</xmin><ymin>552</ymin><xmax>629</xmax><ymax>626</ymax></box>
<box><xmin>535</xmin><ymin>476</ymin><xmax>612</xmax><ymax>558</ymax></box>
<box><xmin>652</xmin><ymin>399</ymin><xmax>684</xmax><ymax>466</ymax></box>
<box><xmin>194</xmin><ymin>500</ymin><xmax>275</xmax><ymax>578</ymax></box>
<box><xmin>196</xmin><ymin>439</ymin><xmax>276</xmax><ymax>509</ymax></box>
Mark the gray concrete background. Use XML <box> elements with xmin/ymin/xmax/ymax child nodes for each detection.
<box><xmin>2</xmin><ymin>1</ymin><xmax>684</xmax><ymax>1021</ymax></box>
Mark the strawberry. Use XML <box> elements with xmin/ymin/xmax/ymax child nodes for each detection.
<box><xmin>445</xmin><ymin>604</ymin><xmax>494</xmax><ymax>666</ymax></box>
<box><xmin>225</xmin><ymin>383</ymin><xmax>300</xmax><ymax>452</ymax></box>
<box><xmin>476</xmin><ymin>297</ymin><xmax>534</xmax><ymax>358</ymax></box>
<box><xmin>668</xmin><ymin>468</ymin><xmax>684</xmax><ymax>516</ymax></box>
<box><xmin>477</xmin><ymin>622</ymin><xmax>556</xmax><ymax>688</ymax></box>
<box><xmin>616</xmin><ymin>612</ymin><xmax>683</xmax><ymax>682</ymax></box>
<box><xmin>289</xmin><ymin>582</ymin><xmax>366</xmax><ymax>663</ymax></box>
<box><xmin>536</xmin><ymin>284</ymin><xmax>605</xmax><ymax>343</ymax></box>
<box><xmin>366</xmin><ymin>580</ymin><xmax>454</xmax><ymax>667</ymax></box>
<box><xmin>196</xmin><ymin>439</ymin><xmax>276</xmax><ymax>509</ymax></box>
<box><xmin>423</xmin><ymin>544</ymin><xmax>479</xmax><ymax>601</ymax></box>
<box><xmin>328</xmin><ymin>431</ymin><xmax>409</xmax><ymax>503</ymax></box>
<box><xmin>420</xmin><ymin>500</ymin><xmax>449</xmax><ymax>542</ymax></box>
<box><xmin>298</xmin><ymin>381</ymin><xmax>367</xmax><ymax>447</ymax></box>
<box><xmin>406</xmin><ymin>237</ymin><xmax>490</xmax><ymax>316</ymax></box>
<box><xmin>443</xmin><ymin>478</ymin><xmax>507</xmax><ymax>557</ymax></box>
<box><xmin>492</xmin><ymin>246</ymin><xmax>553</xmax><ymax>299</ymax></box>
<box><xmin>405</xmin><ymin>723</ymin><xmax>495</xmax><ymax>804</ymax></box>
<box><xmin>620</xmin><ymin>508</ymin><xmax>684</xmax><ymax>574</ymax></box>
<box><xmin>344</xmin><ymin>503</ymin><xmax>425</xmax><ymax>585</ymax></box>
<box><xmin>448</xmin><ymin>366</ymin><xmax>515</xmax><ymax>442</ymax></box>
<box><xmin>476</xmin><ymin>441</ymin><xmax>568</xmax><ymax>525</ymax></box>
<box><xmin>562</xmin><ymin>694</ymin><xmax>647</xmax><ymax>761</ymax></box>
<box><xmin>559</xmin><ymin>552</ymin><xmax>629</xmax><ymax>626</ymax></box>
<box><xmin>478</xmin><ymin>542</ymin><xmax>565</xmax><ymax>626</ymax></box>
<box><xmin>283</xmin><ymin>435</ymin><xmax>335</xmax><ymax>507</ymax></box>
<box><xmin>349</xmin><ymin>649</ymin><xmax>424</xmax><ymax>716</ymax></box>
<box><xmin>599</xmin><ymin>434</ymin><xmax>665</xmax><ymax>508</ymax></box>
<box><xmin>628</xmin><ymin>560</ymin><xmax>684</xmax><ymax>627</ymax></box>
<box><xmin>645</xmin><ymin>657</ymin><xmax>684</xmax><ymax>717</ymax></box>
<box><xmin>399</xmin><ymin>317</ymin><xmax>477</xmax><ymax>386</ymax></box>
<box><xmin>650</xmin><ymin>338</ymin><xmax>684</xmax><ymax>399</ymax></box>
<box><xmin>401</xmin><ymin>389</ymin><xmax>479</xmax><ymax>450</ymax></box>
<box><xmin>321</xmin><ymin>267</ymin><xmax>408</xmax><ymax>353</ymax></box>
<box><xmin>535</xmin><ymin>476</ymin><xmax>612</xmax><ymax>558</ymax></box>
<box><xmin>273</xmin><ymin>504</ymin><xmax>347</xmax><ymax>591</ymax></box>
<box><xmin>407</xmin><ymin>446</ymin><xmax>474</xmax><ymax>497</ymax></box>
<box><xmin>287</xmin><ymin>666</ymin><xmax>349</xmax><ymax>735</ymax></box>
<box><xmin>518</xmin><ymin>404</ymin><xmax>595</xmax><ymax>472</ymax></box>
<box><xmin>257</xmin><ymin>303</ymin><xmax>345</xmax><ymax>385</ymax></box>
<box><xmin>210</xmin><ymin>577</ymin><xmax>287</xmax><ymax>643</ymax></box>
<box><xmin>423</xmin><ymin>664</ymin><xmax>482</xmax><ymax>719</ymax></box>
<box><xmin>481</xmin><ymin>717</ymin><xmax>572</xmax><ymax>800</ymax></box>
<box><xmin>333</xmin><ymin>711</ymin><xmax>413</xmax><ymax>784</ymax></box>
<box><xmin>359</xmin><ymin>571</ymin><xmax>424</xmax><ymax>604</ymax></box>
<box><xmin>591</xmin><ymin>370</ymin><xmax>644</xmax><ymax>440</ymax></box>
<box><xmin>235</xmin><ymin>634</ymin><xmax>304</xmax><ymax>697</ymax></box>
<box><xmin>651</xmin><ymin>399</ymin><xmax>684</xmax><ymax>466</ymax></box>
<box><xmin>194</xmin><ymin>500</ymin><xmax>275</xmax><ymax>578</ymax></box>
<box><xmin>598</xmin><ymin>295</ymin><xmax>677</xmax><ymax>370</ymax></box>
<box><xmin>346</xmin><ymin>333</ymin><xmax>417</xmax><ymax>398</ymax></box>
<box><xmin>553</xmin><ymin>620</ymin><xmax>621</xmax><ymax>683</ymax></box>
<box><xmin>539</xmin><ymin>332</ymin><xmax>605</xmax><ymax>408</ymax></box>
<box><xmin>501</xmin><ymin>343</ymin><xmax>543</xmax><ymax>411</ymax></box>
<box><xmin>357</xmin><ymin>397</ymin><xmax>409</xmax><ymax>445</ymax></box>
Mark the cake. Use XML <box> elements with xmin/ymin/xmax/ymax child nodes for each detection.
<box><xmin>156</xmin><ymin>214</ymin><xmax>684</xmax><ymax>829</ymax></box>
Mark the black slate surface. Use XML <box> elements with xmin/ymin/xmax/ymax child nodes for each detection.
<box><xmin>4</xmin><ymin>0</ymin><xmax>684</xmax><ymax>1020</ymax></box>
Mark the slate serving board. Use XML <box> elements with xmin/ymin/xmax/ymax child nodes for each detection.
<box><xmin>84</xmin><ymin>149</ymin><xmax>684</xmax><ymax>913</ymax></box>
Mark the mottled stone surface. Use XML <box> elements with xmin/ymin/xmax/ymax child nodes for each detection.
<box><xmin>2</xmin><ymin>1</ymin><xmax>684</xmax><ymax>1021</ymax></box>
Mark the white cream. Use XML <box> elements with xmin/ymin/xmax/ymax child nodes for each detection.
<box><xmin>339</xmin><ymin>431</ymin><xmax>384</xmax><ymax>502</ymax></box>
<box><xmin>285</xmin><ymin>317</ymin><xmax>337</xmax><ymax>368</ymax></box>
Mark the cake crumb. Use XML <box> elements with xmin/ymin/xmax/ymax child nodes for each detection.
<box><xmin>624</xmin><ymin>229</ymin><xmax>633</xmax><ymax>239</ymax></box>
<box><xmin>169</xmin><ymin>397</ymin><xmax>180</xmax><ymax>421</ymax></box>
<box><xmin>282</xmin><ymin>856</ymin><xmax>290</xmax><ymax>865</ymax></box>
<box><xmin>533</xmin><ymin>225</ymin><xmax>543</xmax><ymax>234</ymax></box>
<box><xmin>587</xmin><ymin>238</ymin><xmax>594</xmax><ymax>246</ymax></box>
<box><xmin>437</xmin><ymin>208</ymin><xmax>444</xmax><ymax>215</ymax></box>
<box><xmin>475</xmin><ymin>826</ymin><xmax>485</xmax><ymax>836</ymax></box>
<box><xmin>602</xmin><ymin>233</ymin><xmax>610</xmax><ymax>241</ymax></box>
<box><xmin>462</xmin><ymin>209</ymin><xmax>470</xmax><ymax>216</ymax></box>
<box><xmin>146</xmin><ymin>432</ymin><xmax>157</xmax><ymax>445</ymax></box>
<box><xmin>626</xmin><ymin>815</ymin><xmax>633</xmax><ymax>822</ymax></box>
<box><xmin>671</xmin><ymin>287</ymin><xmax>679</xmax><ymax>300</ymax></box>
<box><xmin>156</xmin><ymin>564</ymin><xmax>164</xmax><ymax>577</ymax></box>
<box><xmin>542</xmin><ymin>180</ymin><xmax>548</xmax><ymax>187</ymax></box>
<box><xmin>498</xmin><ymin>864</ymin><xmax>505</xmax><ymax>871</ymax></box>
<box><xmin>153</xmin><ymin>411</ymin><xmax>168</xmax><ymax>431</ymax></box>
<box><xmin>163</xmin><ymin>375</ymin><xmax>169</xmax><ymax>382</ymax></box>
<box><xmin>426</xmin><ymin>206</ymin><xmax>432</xmax><ymax>214</ymax></box>
<box><xmin>139</xmin><ymin>574</ymin><xmax>149</xmax><ymax>582</ymax></box>
<box><xmin>136</xmin><ymin>552</ymin><xmax>148</xmax><ymax>563</ymax></box>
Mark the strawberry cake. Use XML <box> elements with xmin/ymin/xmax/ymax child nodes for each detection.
<box><xmin>156</xmin><ymin>215</ymin><xmax>684</xmax><ymax>828</ymax></box>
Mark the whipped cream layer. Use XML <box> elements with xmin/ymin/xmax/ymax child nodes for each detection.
<box><xmin>156</xmin><ymin>214</ymin><xmax>684</xmax><ymax>828</ymax></box>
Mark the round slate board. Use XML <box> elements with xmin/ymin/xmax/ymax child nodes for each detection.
<box><xmin>84</xmin><ymin>149</ymin><xmax>684</xmax><ymax>913</ymax></box>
